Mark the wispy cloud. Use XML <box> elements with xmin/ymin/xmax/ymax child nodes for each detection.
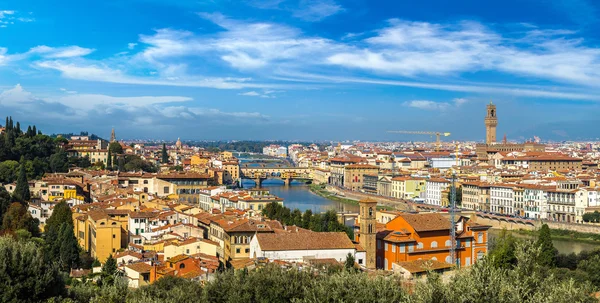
<box><xmin>238</xmin><ymin>90</ymin><xmax>278</xmax><ymax>98</ymax></box>
<box><xmin>404</xmin><ymin>98</ymin><xmax>468</xmax><ymax>111</ymax></box>
<box><xmin>0</xmin><ymin>10</ymin><xmax>34</xmax><ymax>28</ymax></box>
<box><xmin>59</xmin><ymin>88</ymin><xmax>77</xmax><ymax>94</ymax></box>
<box><xmin>128</xmin><ymin>43</ymin><xmax>137</xmax><ymax>50</ymax></box>
<box><xmin>292</xmin><ymin>0</ymin><xmax>343</xmax><ymax>21</ymax></box>
<box><xmin>0</xmin><ymin>84</ymin><xmax>270</xmax><ymax>131</ymax></box>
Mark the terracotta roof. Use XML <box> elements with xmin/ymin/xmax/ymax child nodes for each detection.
<box><xmin>345</xmin><ymin>164</ymin><xmax>379</xmax><ymax>169</ymax></box>
<box><xmin>126</xmin><ymin>262</ymin><xmax>152</xmax><ymax>273</ymax></box>
<box><xmin>256</xmin><ymin>232</ymin><xmax>354</xmax><ymax>251</ymax></box>
<box><xmin>167</xmin><ymin>254</ymin><xmax>189</xmax><ymax>263</ymax></box>
<box><xmin>397</xmin><ymin>213</ymin><xmax>451</xmax><ymax>233</ymax></box>
<box><xmin>395</xmin><ymin>259</ymin><xmax>453</xmax><ymax>273</ymax></box>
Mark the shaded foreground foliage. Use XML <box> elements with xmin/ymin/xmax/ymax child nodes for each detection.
<box><xmin>1</xmin><ymin>233</ymin><xmax>594</xmax><ymax>303</ymax></box>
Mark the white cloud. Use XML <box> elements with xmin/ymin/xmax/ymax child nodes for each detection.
<box><xmin>0</xmin><ymin>83</ymin><xmax>35</xmax><ymax>105</ymax></box>
<box><xmin>0</xmin><ymin>10</ymin><xmax>33</xmax><ymax>27</ymax></box>
<box><xmin>29</xmin><ymin>45</ymin><xmax>95</xmax><ymax>58</ymax></box>
<box><xmin>128</xmin><ymin>43</ymin><xmax>137</xmax><ymax>50</ymax></box>
<box><xmin>238</xmin><ymin>90</ymin><xmax>278</xmax><ymax>98</ymax></box>
<box><xmin>59</xmin><ymin>88</ymin><xmax>77</xmax><ymax>94</ymax></box>
<box><xmin>292</xmin><ymin>0</ymin><xmax>343</xmax><ymax>21</ymax></box>
<box><xmin>35</xmin><ymin>60</ymin><xmax>266</xmax><ymax>89</ymax></box>
<box><xmin>404</xmin><ymin>98</ymin><xmax>468</xmax><ymax>111</ymax></box>
<box><xmin>326</xmin><ymin>19</ymin><xmax>600</xmax><ymax>87</ymax></box>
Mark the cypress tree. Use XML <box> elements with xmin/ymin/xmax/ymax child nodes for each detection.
<box><xmin>8</xmin><ymin>116</ymin><xmax>13</xmax><ymax>130</ymax></box>
<box><xmin>13</xmin><ymin>158</ymin><xmax>31</xmax><ymax>203</ymax></box>
<box><xmin>15</xmin><ymin>121</ymin><xmax>20</xmax><ymax>134</ymax></box>
<box><xmin>32</xmin><ymin>125</ymin><xmax>37</xmax><ymax>135</ymax></box>
<box><xmin>26</xmin><ymin>126</ymin><xmax>32</xmax><ymax>137</ymax></box>
<box><xmin>161</xmin><ymin>143</ymin><xmax>168</xmax><ymax>163</ymax></box>
<box><xmin>58</xmin><ymin>222</ymin><xmax>80</xmax><ymax>271</ymax></box>
<box><xmin>107</xmin><ymin>149</ymin><xmax>112</xmax><ymax>169</ymax></box>
<box><xmin>5</xmin><ymin>117</ymin><xmax>8</xmax><ymax>130</ymax></box>
<box><xmin>536</xmin><ymin>224</ymin><xmax>557</xmax><ymax>267</ymax></box>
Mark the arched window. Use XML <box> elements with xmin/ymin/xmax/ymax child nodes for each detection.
<box><xmin>431</xmin><ymin>257</ymin><xmax>437</xmax><ymax>261</ymax></box>
<box><xmin>112</xmin><ymin>222</ymin><xmax>117</xmax><ymax>225</ymax></box>
<box><xmin>179</xmin><ymin>263</ymin><xmax>185</xmax><ymax>269</ymax></box>
<box><xmin>417</xmin><ymin>242</ymin><xmax>424</xmax><ymax>249</ymax></box>
<box><xmin>368</xmin><ymin>207</ymin><xmax>373</xmax><ymax>217</ymax></box>
<box><xmin>445</xmin><ymin>240</ymin><xmax>451</xmax><ymax>247</ymax></box>
<box><xmin>477</xmin><ymin>251</ymin><xmax>484</xmax><ymax>260</ymax></box>
<box><xmin>431</xmin><ymin>241</ymin><xmax>438</xmax><ymax>248</ymax></box>
<box><xmin>445</xmin><ymin>256</ymin><xmax>452</xmax><ymax>264</ymax></box>
<box><xmin>100</xmin><ymin>222</ymin><xmax>105</xmax><ymax>225</ymax></box>
<box><xmin>367</xmin><ymin>224</ymin><xmax>373</xmax><ymax>234</ymax></box>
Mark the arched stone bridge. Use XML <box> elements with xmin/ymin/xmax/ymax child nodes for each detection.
<box><xmin>240</xmin><ymin>167</ymin><xmax>312</xmax><ymax>187</ymax></box>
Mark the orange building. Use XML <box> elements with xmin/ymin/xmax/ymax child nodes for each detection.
<box><xmin>150</xmin><ymin>254</ymin><xmax>218</xmax><ymax>283</ymax></box>
<box><xmin>375</xmin><ymin>213</ymin><xmax>490</xmax><ymax>270</ymax></box>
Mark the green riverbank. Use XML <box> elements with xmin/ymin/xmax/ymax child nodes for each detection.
<box><xmin>507</xmin><ymin>228</ymin><xmax>600</xmax><ymax>245</ymax></box>
<box><xmin>309</xmin><ymin>184</ymin><xmax>392</xmax><ymax>211</ymax></box>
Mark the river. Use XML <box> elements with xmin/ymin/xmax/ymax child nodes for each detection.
<box><xmin>241</xmin><ymin>179</ymin><xmax>359</xmax><ymax>213</ymax></box>
<box><xmin>488</xmin><ymin>229</ymin><xmax>600</xmax><ymax>255</ymax></box>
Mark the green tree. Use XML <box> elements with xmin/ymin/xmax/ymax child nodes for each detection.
<box><xmin>577</xmin><ymin>254</ymin><xmax>600</xmax><ymax>287</ymax></box>
<box><xmin>447</xmin><ymin>185</ymin><xmax>463</xmax><ymax>206</ymax></box>
<box><xmin>13</xmin><ymin>158</ymin><xmax>31</xmax><ymax>203</ymax></box>
<box><xmin>45</xmin><ymin>201</ymin><xmax>75</xmax><ymax>264</ymax></box>
<box><xmin>161</xmin><ymin>143</ymin><xmax>169</xmax><ymax>163</ymax></box>
<box><xmin>0</xmin><ymin>160</ymin><xmax>19</xmax><ymax>183</ymax></box>
<box><xmin>107</xmin><ymin>149</ymin><xmax>112</xmax><ymax>169</ymax></box>
<box><xmin>101</xmin><ymin>254</ymin><xmax>118</xmax><ymax>286</ymax></box>
<box><xmin>344</xmin><ymin>253</ymin><xmax>356</xmax><ymax>271</ymax></box>
<box><xmin>1</xmin><ymin>202</ymin><xmax>40</xmax><ymax>236</ymax></box>
<box><xmin>108</xmin><ymin>142</ymin><xmax>123</xmax><ymax>155</ymax></box>
<box><xmin>0</xmin><ymin>236</ymin><xmax>65</xmax><ymax>302</ymax></box>
<box><xmin>58</xmin><ymin>223</ymin><xmax>80</xmax><ymax>271</ymax></box>
<box><xmin>536</xmin><ymin>224</ymin><xmax>557</xmax><ymax>267</ymax></box>
<box><xmin>0</xmin><ymin>186</ymin><xmax>11</xmax><ymax>227</ymax></box>
<box><xmin>49</xmin><ymin>148</ymin><xmax>69</xmax><ymax>173</ymax></box>
<box><xmin>489</xmin><ymin>229</ymin><xmax>519</xmax><ymax>269</ymax></box>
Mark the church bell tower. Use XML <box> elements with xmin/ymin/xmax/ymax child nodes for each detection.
<box><xmin>485</xmin><ymin>101</ymin><xmax>497</xmax><ymax>144</ymax></box>
<box><xmin>359</xmin><ymin>198</ymin><xmax>377</xmax><ymax>269</ymax></box>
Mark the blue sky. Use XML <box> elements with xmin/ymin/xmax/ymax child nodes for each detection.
<box><xmin>1</xmin><ymin>0</ymin><xmax>600</xmax><ymax>141</ymax></box>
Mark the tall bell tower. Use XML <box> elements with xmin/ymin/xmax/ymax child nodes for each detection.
<box><xmin>485</xmin><ymin>101</ymin><xmax>497</xmax><ymax>144</ymax></box>
<box><xmin>359</xmin><ymin>198</ymin><xmax>377</xmax><ymax>269</ymax></box>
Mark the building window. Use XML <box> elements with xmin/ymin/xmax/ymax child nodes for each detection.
<box><xmin>445</xmin><ymin>240</ymin><xmax>451</xmax><ymax>247</ymax></box>
<box><xmin>478</xmin><ymin>233</ymin><xmax>484</xmax><ymax>244</ymax></box>
<box><xmin>236</xmin><ymin>248</ymin><xmax>241</xmax><ymax>254</ymax></box>
<box><xmin>144</xmin><ymin>180</ymin><xmax>148</xmax><ymax>184</ymax></box>
<box><xmin>377</xmin><ymin>240</ymin><xmax>381</xmax><ymax>250</ymax></box>
<box><xmin>112</xmin><ymin>234</ymin><xmax>116</xmax><ymax>239</ymax></box>
<box><xmin>408</xmin><ymin>244</ymin><xmax>414</xmax><ymax>253</ymax></box>
<box><xmin>417</xmin><ymin>242</ymin><xmax>423</xmax><ymax>249</ymax></box>
<box><xmin>477</xmin><ymin>251</ymin><xmax>484</xmax><ymax>260</ymax></box>
<box><xmin>445</xmin><ymin>256</ymin><xmax>452</xmax><ymax>264</ymax></box>
<box><xmin>180</xmin><ymin>264</ymin><xmax>185</xmax><ymax>269</ymax></box>
<box><xmin>358</xmin><ymin>259</ymin><xmax>363</xmax><ymax>265</ymax></box>
<box><xmin>392</xmin><ymin>244</ymin><xmax>396</xmax><ymax>253</ymax></box>
<box><xmin>245</xmin><ymin>248</ymin><xmax>250</xmax><ymax>253</ymax></box>
<box><xmin>431</xmin><ymin>241</ymin><xmax>438</xmax><ymax>248</ymax></box>
<box><xmin>384</xmin><ymin>243</ymin><xmax>388</xmax><ymax>251</ymax></box>
<box><xmin>400</xmin><ymin>244</ymin><xmax>405</xmax><ymax>253</ymax></box>
<box><xmin>164</xmin><ymin>187</ymin><xmax>169</xmax><ymax>194</ymax></box>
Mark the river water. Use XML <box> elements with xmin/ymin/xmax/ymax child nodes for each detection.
<box><xmin>241</xmin><ymin>179</ymin><xmax>359</xmax><ymax>213</ymax></box>
<box><xmin>488</xmin><ymin>229</ymin><xmax>600</xmax><ymax>255</ymax></box>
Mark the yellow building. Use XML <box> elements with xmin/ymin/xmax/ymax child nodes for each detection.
<box><xmin>221</xmin><ymin>151</ymin><xmax>234</xmax><ymax>160</ymax></box>
<box><xmin>343</xmin><ymin>164</ymin><xmax>380</xmax><ymax>191</ymax></box>
<box><xmin>74</xmin><ymin>209</ymin><xmax>126</xmax><ymax>262</ymax></box>
<box><xmin>47</xmin><ymin>179</ymin><xmax>87</xmax><ymax>202</ymax></box>
<box><xmin>163</xmin><ymin>237</ymin><xmax>219</xmax><ymax>260</ymax></box>
<box><xmin>191</xmin><ymin>155</ymin><xmax>210</xmax><ymax>167</ymax></box>
<box><xmin>222</xmin><ymin>161</ymin><xmax>240</xmax><ymax>184</ymax></box>
<box><xmin>391</xmin><ymin>177</ymin><xmax>426</xmax><ymax>200</ymax></box>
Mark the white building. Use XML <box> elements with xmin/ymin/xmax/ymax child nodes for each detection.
<box><xmin>490</xmin><ymin>184</ymin><xmax>515</xmax><ymax>215</ymax></box>
<box><xmin>425</xmin><ymin>178</ymin><xmax>450</xmax><ymax>206</ymax></box>
<box><xmin>428</xmin><ymin>157</ymin><xmax>456</xmax><ymax>169</ymax></box>
<box><xmin>199</xmin><ymin>186</ymin><xmax>227</xmax><ymax>211</ymax></box>
<box><xmin>522</xmin><ymin>185</ymin><xmax>548</xmax><ymax>220</ymax></box>
<box><xmin>250</xmin><ymin>232</ymin><xmax>358</xmax><ymax>264</ymax></box>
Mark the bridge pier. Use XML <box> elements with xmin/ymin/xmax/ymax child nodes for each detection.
<box><xmin>283</xmin><ymin>178</ymin><xmax>291</xmax><ymax>186</ymax></box>
<box><xmin>254</xmin><ymin>178</ymin><xmax>263</xmax><ymax>188</ymax></box>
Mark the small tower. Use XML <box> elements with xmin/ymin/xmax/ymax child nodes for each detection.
<box><xmin>359</xmin><ymin>198</ymin><xmax>377</xmax><ymax>269</ymax></box>
<box><xmin>110</xmin><ymin>128</ymin><xmax>116</xmax><ymax>143</ymax></box>
<box><xmin>176</xmin><ymin>138</ymin><xmax>182</xmax><ymax>149</ymax></box>
<box><xmin>485</xmin><ymin>101</ymin><xmax>497</xmax><ymax>144</ymax></box>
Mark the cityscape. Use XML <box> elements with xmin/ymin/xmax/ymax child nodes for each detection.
<box><xmin>2</xmin><ymin>0</ymin><xmax>600</xmax><ymax>302</ymax></box>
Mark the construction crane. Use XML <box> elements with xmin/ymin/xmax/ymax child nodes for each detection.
<box><xmin>387</xmin><ymin>131</ymin><xmax>451</xmax><ymax>152</ymax></box>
